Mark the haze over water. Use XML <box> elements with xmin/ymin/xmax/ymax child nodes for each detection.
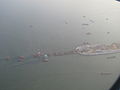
<box><xmin>0</xmin><ymin>0</ymin><xmax>120</xmax><ymax>90</ymax></box>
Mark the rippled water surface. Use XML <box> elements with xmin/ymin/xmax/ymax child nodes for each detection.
<box><xmin>0</xmin><ymin>0</ymin><xmax>120</xmax><ymax>90</ymax></box>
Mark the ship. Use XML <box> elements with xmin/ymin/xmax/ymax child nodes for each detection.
<box><xmin>75</xmin><ymin>43</ymin><xmax>120</xmax><ymax>56</ymax></box>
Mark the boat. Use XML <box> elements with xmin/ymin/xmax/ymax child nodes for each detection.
<box><xmin>75</xmin><ymin>43</ymin><xmax>120</xmax><ymax>56</ymax></box>
<box><xmin>43</xmin><ymin>54</ymin><xmax>49</xmax><ymax>62</ymax></box>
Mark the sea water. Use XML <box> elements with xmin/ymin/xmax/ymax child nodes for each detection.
<box><xmin>0</xmin><ymin>0</ymin><xmax>120</xmax><ymax>90</ymax></box>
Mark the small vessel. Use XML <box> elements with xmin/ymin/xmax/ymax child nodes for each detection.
<box><xmin>17</xmin><ymin>56</ymin><xmax>25</xmax><ymax>62</ymax></box>
<box><xmin>43</xmin><ymin>54</ymin><xmax>49</xmax><ymax>62</ymax></box>
<box><xmin>18</xmin><ymin>56</ymin><xmax>25</xmax><ymax>59</ymax></box>
<box><xmin>5</xmin><ymin>56</ymin><xmax>11</xmax><ymax>60</ymax></box>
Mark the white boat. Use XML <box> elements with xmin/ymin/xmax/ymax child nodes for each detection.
<box><xmin>79</xmin><ymin>49</ymin><xmax>120</xmax><ymax>56</ymax></box>
<box><xmin>75</xmin><ymin>43</ymin><xmax>120</xmax><ymax>56</ymax></box>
